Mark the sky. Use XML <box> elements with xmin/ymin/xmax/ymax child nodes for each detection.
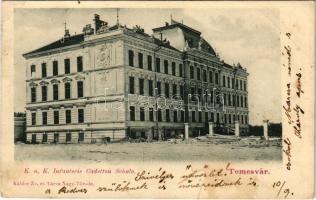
<box><xmin>14</xmin><ymin>8</ymin><xmax>281</xmax><ymax>125</ymax></box>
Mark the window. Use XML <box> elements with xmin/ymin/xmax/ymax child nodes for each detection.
<box><xmin>216</xmin><ymin>113</ymin><xmax>220</xmax><ymax>123</ymax></box>
<box><xmin>138</xmin><ymin>53</ymin><xmax>143</xmax><ymax>68</ymax></box>
<box><xmin>244</xmin><ymin>81</ymin><xmax>247</xmax><ymax>91</ymax></box>
<box><xmin>77</xmin><ymin>56</ymin><xmax>83</xmax><ymax>72</ymax></box>
<box><xmin>203</xmin><ymin>69</ymin><xmax>207</xmax><ymax>82</ymax></box>
<box><xmin>192</xmin><ymin>111</ymin><xmax>196</xmax><ymax>122</ymax></box>
<box><xmin>181</xmin><ymin>110</ymin><xmax>185</xmax><ymax>122</ymax></box>
<box><xmin>232</xmin><ymin>78</ymin><xmax>235</xmax><ymax>89</ymax></box>
<box><xmin>156</xmin><ymin>58</ymin><xmax>160</xmax><ymax>72</ymax></box>
<box><xmin>172</xmin><ymin>62</ymin><xmax>176</xmax><ymax>76</ymax></box>
<box><xmin>158</xmin><ymin>109</ymin><xmax>162</xmax><ymax>122</ymax></box>
<box><xmin>31</xmin><ymin>65</ymin><xmax>36</xmax><ymax>78</ymax></box>
<box><xmin>31</xmin><ymin>113</ymin><xmax>36</xmax><ymax>125</ymax></box>
<box><xmin>223</xmin><ymin>93</ymin><xmax>226</xmax><ymax>106</ymax></box>
<box><xmin>237</xmin><ymin>95</ymin><xmax>240</xmax><ymax>107</ymax></box>
<box><xmin>233</xmin><ymin>95</ymin><xmax>236</xmax><ymax>106</ymax></box>
<box><xmin>210</xmin><ymin>91</ymin><xmax>214</xmax><ymax>103</ymax></box>
<box><xmin>41</xmin><ymin>86</ymin><xmax>47</xmax><ymax>101</ymax></box>
<box><xmin>41</xmin><ymin>63</ymin><xmax>47</xmax><ymax>78</ymax></box>
<box><xmin>190</xmin><ymin>66</ymin><xmax>194</xmax><ymax>79</ymax></box>
<box><xmin>205</xmin><ymin>112</ymin><xmax>208</xmax><ymax>122</ymax></box>
<box><xmin>165</xmin><ymin>83</ymin><xmax>169</xmax><ymax>98</ymax></box>
<box><xmin>54</xmin><ymin>133</ymin><xmax>59</xmax><ymax>143</ymax></box>
<box><xmin>179</xmin><ymin>64</ymin><xmax>183</xmax><ymax>77</ymax></box>
<box><xmin>190</xmin><ymin>87</ymin><xmax>195</xmax><ymax>101</ymax></box>
<box><xmin>166</xmin><ymin>109</ymin><xmax>170</xmax><ymax>122</ymax></box>
<box><xmin>157</xmin><ymin>81</ymin><xmax>161</xmax><ymax>95</ymax></box>
<box><xmin>129</xmin><ymin>77</ymin><xmax>134</xmax><ymax>94</ymax></box>
<box><xmin>215</xmin><ymin>73</ymin><xmax>219</xmax><ymax>84</ymax></box>
<box><xmin>42</xmin><ymin>112</ymin><xmax>47</xmax><ymax>125</ymax></box>
<box><xmin>64</xmin><ymin>58</ymin><xmax>70</xmax><ymax>74</ymax></box>
<box><xmin>130</xmin><ymin>106</ymin><xmax>135</xmax><ymax>121</ymax></box>
<box><xmin>42</xmin><ymin>134</ymin><xmax>48</xmax><ymax>143</ymax></box>
<box><xmin>64</xmin><ymin>82</ymin><xmax>71</xmax><ymax>99</ymax></box>
<box><xmin>78</xmin><ymin>132</ymin><xmax>84</xmax><ymax>142</ymax></box>
<box><xmin>236</xmin><ymin>79</ymin><xmax>239</xmax><ymax>89</ymax></box>
<box><xmin>147</xmin><ymin>55</ymin><xmax>152</xmax><ymax>71</ymax></box>
<box><xmin>241</xmin><ymin>96</ymin><xmax>244</xmax><ymax>107</ymax></box>
<box><xmin>149</xmin><ymin>108</ymin><xmax>154</xmax><ymax>121</ymax></box>
<box><xmin>77</xmin><ymin>81</ymin><xmax>84</xmax><ymax>98</ymax></box>
<box><xmin>224</xmin><ymin>114</ymin><xmax>227</xmax><ymax>123</ymax></box>
<box><xmin>173</xmin><ymin>110</ymin><xmax>178</xmax><ymax>122</ymax></box>
<box><xmin>139</xmin><ymin>78</ymin><xmax>144</xmax><ymax>95</ymax></box>
<box><xmin>199</xmin><ymin>111</ymin><xmax>202</xmax><ymax>122</ymax></box>
<box><xmin>128</xmin><ymin>50</ymin><xmax>134</xmax><ymax>67</ymax></box>
<box><xmin>245</xmin><ymin>115</ymin><xmax>248</xmax><ymax>124</ymax></box>
<box><xmin>239</xmin><ymin>80</ymin><xmax>243</xmax><ymax>90</ymax></box>
<box><xmin>227</xmin><ymin>77</ymin><xmax>230</xmax><ymax>88</ymax></box>
<box><xmin>54</xmin><ymin>111</ymin><xmax>59</xmax><ymax>124</ymax></box>
<box><xmin>223</xmin><ymin>75</ymin><xmax>226</xmax><ymax>87</ymax></box>
<box><xmin>209</xmin><ymin>71</ymin><xmax>213</xmax><ymax>83</ymax></box>
<box><xmin>211</xmin><ymin>113</ymin><xmax>214</xmax><ymax>122</ymax></box>
<box><xmin>172</xmin><ymin>84</ymin><xmax>177</xmax><ymax>96</ymax></box>
<box><xmin>245</xmin><ymin>97</ymin><xmax>248</xmax><ymax>108</ymax></box>
<box><xmin>140</xmin><ymin>107</ymin><xmax>145</xmax><ymax>121</ymax></box>
<box><xmin>197</xmin><ymin>68</ymin><xmax>201</xmax><ymax>81</ymax></box>
<box><xmin>31</xmin><ymin>87</ymin><xmax>36</xmax><ymax>102</ymax></box>
<box><xmin>164</xmin><ymin>60</ymin><xmax>168</xmax><ymax>74</ymax></box>
<box><xmin>78</xmin><ymin>109</ymin><xmax>84</xmax><ymax>123</ymax></box>
<box><xmin>66</xmin><ymin>133</ymin><xmax>71</xmax><ymax>142</ymax></box>
<box><xmin>66</xmin><ymin>110</ymin><xmax>71</xmax><ymax>124</ymax></box>
<box><xmin>180</xmin><ymin>85</ymin><xmax>184</xmax><ymax>100</ymax></box>
<box><xmin>198</xmin><ymin>88</ymin><xmax>202</xmax><ymax>100</ymax></box>
<box><xmin>148</xmin><ymin>80</ymin><xmax>153</xmax><ymax>96</ymax></box>
<box><xmin>53</xmin><ymin>84</ymin><xmax>58</xmax><ymax>100</ymax></box>
<box><xmin>228</xmin><ymin>94</ymin><xmax>231</xmax><ymax>106</ymax></box>
<box><xmin>53</xmin><ymin>61</ymin><xmax>58</xmax><ymax>76</ymax></box>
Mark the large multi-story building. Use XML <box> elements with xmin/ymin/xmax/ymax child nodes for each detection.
<box><xmin>23</xmin><ymin>14</ymin><xmax>249</xmax><ymax>144</ymax></box>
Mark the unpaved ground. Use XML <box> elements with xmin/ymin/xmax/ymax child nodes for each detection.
<box><xmin>15</xmin><ymin>142</ymin><xmax>281</xmax><ymax>162</ymax></box>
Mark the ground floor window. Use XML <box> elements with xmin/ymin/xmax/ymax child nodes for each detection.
<box><xmin>54</xmin><ymin>133</ymin><xmax>59</xmax><ymax>143</ymax></box>
<box><xmin>42</xmin><ymin>134</ymin><xmax>47</xmax><ymax>143</ymax></box>
<box><xmin>66</xmin><ymin>133</ymin><xmax>71</xmax><ymax>142</ymax></box>
<box><xmin>78</xmin><ymin>132</ymin><xmax>84</xmax><ymax>142</ymax></box>
<box><xmin>31</xmin><ymin>134</ymin><xmax>36</xmax><ymax>144</ymax></box>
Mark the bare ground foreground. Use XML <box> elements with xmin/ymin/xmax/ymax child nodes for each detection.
<box><xmin>15</xmin><ymin>137</ymin><xmax>282</xmax><ymax>162</ymax></box>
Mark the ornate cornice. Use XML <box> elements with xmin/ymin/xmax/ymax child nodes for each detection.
<box><xmin>62</xmin><ymin>77</ymin><xmax>72</xmax><ymax>83</ymax></box>
<box><xmin>39</xmin><ymin>80</ymin><xmax>49</xmax><ymax>86</ymax></box>
<box><xmin>29</xmin><ymin>82</ymin><xmax>38</xmax><ymax>87</ymax></box>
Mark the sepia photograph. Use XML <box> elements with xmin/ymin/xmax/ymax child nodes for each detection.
<box><xmin>1</xmin><ymin>1</ymin><xmax>314</xmax><ymax>198</ymax></box>
<box><xmin>14</xmin><ymin>8</ymin><xmax>283</xmax><ymax>161</ymax></box>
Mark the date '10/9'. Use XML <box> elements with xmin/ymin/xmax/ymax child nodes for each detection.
<box><xmin>272</xmin><ymin>181</ymin><xmax>294</xmax><ymax>198</ymax></box>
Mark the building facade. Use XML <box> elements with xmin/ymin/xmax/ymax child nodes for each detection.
<box><xmin>23</xmin><ymin>14</ymin><xmax>249</xmax><ymax>144</ymax></box>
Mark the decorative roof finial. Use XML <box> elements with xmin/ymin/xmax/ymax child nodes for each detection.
<box><xmin>63</xmin><ymin>22</ymin><xmax>70</xmax><ymax>38</ymax></box>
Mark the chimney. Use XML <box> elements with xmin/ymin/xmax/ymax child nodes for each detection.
<box><xmin>64</xmin><ymin>29</ymin><xmax>70</xmax><ymax>38</ymax></box>
<box><xmin>93</xmin><ymin>14</ymin><xmax>108</xmax><ymax>34</ymax></box>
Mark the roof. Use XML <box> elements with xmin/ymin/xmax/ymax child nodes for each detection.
<box><xmin>23</xmin><ymin>34</ymin><xmax>84</xmax><ymax>57</ymax></box>
<box><xmin>152</xmin><ymin>22</ymin><xmax>201</xmax><ymax>35</ymax></box>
